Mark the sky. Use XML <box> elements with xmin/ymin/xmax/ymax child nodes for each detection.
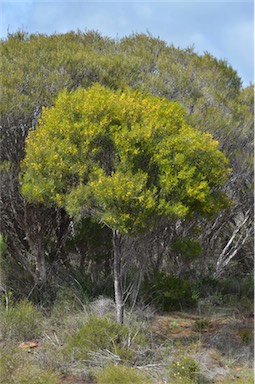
<box><xmin>1</xmin><ymin>1</ymin><xmax>254</xmax><ymax>87</ymax></box>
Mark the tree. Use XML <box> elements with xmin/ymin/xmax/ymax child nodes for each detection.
<box><xmin>2</xmin><ymin>30</ymin><xmax>252</xmax><ymax>302</ymax></box>
<box><xmin>20</xmin><ymin>84</ymin><xmax>230</xmax><ymax>322</ymax></box>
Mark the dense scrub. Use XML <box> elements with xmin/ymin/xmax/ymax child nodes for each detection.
<box><xmin>0</xmin><ymin>30</ymin><xmax>253</xmax><ymax>380</ymax></box>
<box><xmin>0</xmin><ymin>297</ymin><xmax>253</xmax><ymax>383</ymax></box>
<box><xmin>0</xmin><ymin>31</ymin><xmax>253</xmax><ymax>304</ymax></box>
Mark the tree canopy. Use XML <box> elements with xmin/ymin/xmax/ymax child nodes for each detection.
<box><xmin>21</xmin><ymin>84</ymin><xmax>230</xmax><ymax>234</ymax></box>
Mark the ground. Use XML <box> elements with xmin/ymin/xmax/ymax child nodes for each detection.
<box><xmin>1</xmin><ymin>300</ymin><xmax>253</xmax><ymax>384</ymax></box>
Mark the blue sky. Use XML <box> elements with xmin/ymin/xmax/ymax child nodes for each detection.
<box><xmin>1</xmin><ymin>1</ymin><xmax>254</xmax><ymax>86</ymax></box>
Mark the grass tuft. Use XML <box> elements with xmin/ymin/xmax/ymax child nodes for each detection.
<box><xmin>0</xmin><ymin>300</ymin><xmax>43</xmax><ymax>341</ymax></box>
<box><xmin>95</xmin><ymin>363</ymin><xmax>153</xmax><ymax>384</ymax></box>
<box><xmin>65</xmin><ymin>315</ymin><xmax>147</xmax><ymax>363</ymax></box>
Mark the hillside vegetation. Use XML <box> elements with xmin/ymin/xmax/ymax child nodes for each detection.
<box><xmin>0</xmin><ymin>296</ymin><xmax>254</xmax><ymax>383</ymax></box>
<box><xmin>0</xmin><ymin>30</ymin><xmax>254</xmax><ymax>383</ymax></box>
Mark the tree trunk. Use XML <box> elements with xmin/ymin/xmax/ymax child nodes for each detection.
<box><xmin>112</xmin><ymin>229</ymin><xmax>124</xmax><ymax>324</ymax></box>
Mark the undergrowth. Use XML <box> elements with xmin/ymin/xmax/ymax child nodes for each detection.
<box><xmin>65</xmin><ymin>315</ymin><xmax>147</xmax><ymax>362</ymax></box>
<box><xmin>95</xmin><ymin>364</ymin><xmax>153</xmax><ymax>384</ymax></box>
<box><xmin>0</xmin><ymin>295</ymin><xmax>253</xmax><ymax>384</ymax></box>
<box><xmin>0</xmin><ymin>299</ymin><xmax>43</xmax><ymax>341</ymax></box>
<box><xmin>0</xmin><ymin>344</ymin><xmax>60</xmax><ymax>384</ymax></box>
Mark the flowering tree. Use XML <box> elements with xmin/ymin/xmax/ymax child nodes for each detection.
<box><xmin>21</xmin><ymin>84</ymin><xmax>230</xmax><ymax>322</ymax></box>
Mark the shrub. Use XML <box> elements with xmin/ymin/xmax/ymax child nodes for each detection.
<box><xmin>89</xmin><ymin>296</ymin><xmax>115</xmax><ymax>317</ymax></box>
<box><xmin>50</xmin><ymin>286</ymin><xmax>90</xmax><ymax>318</ymax></box>
<box><xmin>218</xmin><ymin>277</ymin><xmax>254</xmax><ymax>299</ymax></box>
<box><xmin>172</xmin><ymin>237</ymin><xmax>202</xmax><ymax>262</ymax></box>
<box><xmin>13</xmin><ymin>365</ymin><xmax>61</xmax><ymax>384</ymax></box>
<box><xmin>65</xmin><ymin>316</ymin><xmax>147</xmax><ymax>362</ymax></box>
<box><xmin>0</xmin><ymin>299</ymin><xmax>43</xmax><ymax>341</ymax></box>
<box><xmin>238</xmin><ymin>328</ymin><xmax>254</xmax><ymax>345</ymax></box>
<box><xmin>96</xmin><ymin>364</ymin><xmax>152</xmax><ymax>384</ymax></box>
<box><xmin>192</xmin><ymin>319</ymin><xmax>210</xmax><ymax>332</ymax></box>
<box><xmin>0</xmin><ymin>345</ymin><xmax>25</xmax><ymax>384</ymax></box>
<box><xmin>170</xmin><ymin>355</ymin><xmax>200</xmax><ymax>383</ymax></box>
<box><xmin>0</xmin><ymin>345</ymin><xmax>60</xmax><ymax>384</ymax></box>
<box><xmin>195</xmin><ymin>277</ymin><xmax>220</xmax><ymax>298</ymax></box>
<box><xmin>143</xmin><ymin>273</ymin><xmax>197</xmax><ymax>311</ymax></box>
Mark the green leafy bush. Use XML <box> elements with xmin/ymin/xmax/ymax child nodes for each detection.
<box><xmin>172</xmin><ymin>237</ymin><xmax>202</xmax><ymax>262</ymax></box>
<box><xmin>96</xmin><ymin>364</ymin><xmax>152</xmax><ymax>384</ymax></box>
<box><xmin>13</xmin><ymin>365</ymin><xmax>60</xmax><ymax>384</ymax></box>
<box><xmin>65</xmin><ymin>316</ymin><xmax>147</xmax><ymax>362</ymax></box>
<box><xmin>238</xmin><ymin>328</ymin><xmax>254</xmax><ymax>345</ymax></box>
<box><xmin>0</xmin><ymin>345</ymin><xmax>60</xmax><ymax>384</ymax></box>
<box><xmin>0</xmin><ymin>345</ymin><xmax>25</xmax><ymax>384</ymax></box>
<box><xmin>220</xmin><ymin>277</ymin><xmax>254</xmax><ymax>299</ymax></box>
<box><xmin>197</xmin><ymin>277</ymin><xmax>254</xmax><ymax>301</ymax></box>
<box><xmin>170</xmin><ymin>355</ymin><xmax>200</xmax><ymax>383</ymax></box>
<box><xmin>0</xmin><ymin>299</ymin><xmax>43</xmax><ymax>341</ymax></box>
<box><xmin>144</xmin><ymin>273</ymin><xmax>197</xmax><ymax>311</ymax></box>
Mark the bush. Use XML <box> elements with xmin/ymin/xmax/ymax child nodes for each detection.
<box><xmin>172</xmin><ymin>237</ymin><xmax>202</xmax><ymax>262</ymax></box>
<box><xmin>0</xmin><ymin>299</ymin><xmax>43</xmax><ymax>341</ymax></box>
<box><xmin>0</xmin><ymin>344</ymin><xmax>60</xmax><ymax>384</ymax></box>
<box><xmin>143</xmin><ymin>273</ymin><xmax>197</xmax><ymax>311</ymax></box>
<box><xmin>238</xmin><ymin>327</ymin><xmax>254</xmax><ymax>345</ymax></box>
<box><xmin>13</xmin><ymin>365</ymin><xmax>60</xmax><ymax>384</ymax></box>
<box><xmin>195</xmin><ymin>277</ymin><xmax>220</xmax><ymax>298</ymax></box>
<box><xmin>65</xmin><ymin>315</ymin><xmax>147</xmax><ymax>362</ymax></box>
<box><xmin>50</xmin><ymin>286</ymin><xmax>90</xmax><ymax>317</ymax></box>
<box><xmin>198</xmin><ymin>277</ymin><xmax>254</xmax><ymax>301</ymax></box>
<box><xmin>0</xmin><ymin>345</ymin><xmax>25</xmax><ymax>384</ymax></box>
<box><xmin>220</xmin><ymin>277</ymin><xmax>254</xmax><ymax>299</ymax></box>
<box><xmin>170</xmin><ymin>355</ymin><xmax>200</xmax><ymax>383</ymax></box>
<box><xmin>89</xmin><ymin>296</ymin><xmax>115</xmax><ymax>317</ymax></box>
<box><xmin>96</xmin><ymin>364</ymin><xmax>152</xmax><ymax>384</ymax></box>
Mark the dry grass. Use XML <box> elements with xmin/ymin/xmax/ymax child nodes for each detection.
<box><xmin>0</xmin><ymin>298</ymin><xmax>253</xmax><ymax>384</ymax></box>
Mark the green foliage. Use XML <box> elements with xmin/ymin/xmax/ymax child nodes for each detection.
<box><xmin>170</xmin><ymin>321</ymin><xmax>179</xmax><ymax>329</ymax></box>
<box><xmin>220</xmin><ymin>277</ymin><xmax>254</xmax><ymax>298</ymax></box>
<box><xmin>21</xmin><ymin>84</ymin><xmax>230</xmax><ymax>235</ymax></box>
<box><xmin>0</xmin><ymin>300</ymin><xmax>43</xmax><ymax>341</ymax></box>
<box><xmin>223</xmin><ymin>376</ymin><xmax>254</xmax><ymax>384</ymax></box>
<box><xmin>50</xmin><ymin>286</ymin><xmax>90</xmax><ymax>315</ymax></box>
<box><xmin>172</xmin><ymin>237</ymin><xmax>202</xmax><ymax>262</ymax></box>
<box><xmin>195</xmin><ymin>277</ymin><xmax>220</xmax><ymax>298</ymax></box>
<box><xmin>238</xmin><ymin>328</ymin><xmax>254</xmax><ymax>345</ymax></box>
<box><xmin>195</xmin><ymin>276</ymin><xmax>254</xmax><ymax>301</ymax></box>
<box><xmin>0</xmin><ymin>345</ymin><xmax>24</xmax><ymax>384</ymax></box>
<box><xmin>0</xmin><ymin>233</ymin><xmax>6</xmax><ymax>257</ymax></box>
<box><xmin>95</xmin><ymin>364</ymin><xmax>153</xmax><ymax>384</ymax></box>
<box><xmin>192</xmin><ymin>319</ymin><xmax>210</xmax><ymax>332</ymax></box>
<box><xmin>66</xmin><ymin>217</ymin><xmax>112</xmax><ymax>258</ymax></box>
<box><xmin>170</xmin><ymin>355</ymin><xmax>200</xmax><ymax>383</ymax></box>
<box><xmin>2</xmin><ymin>30</ymin><xmax>251</xmax><ymax>301</ymax></box>
<box><xmin>0</xmin><ymin>344</ymin><xmax>60</xmax><ymax>384</ymax></box>
<box><xmin>65</xmin><ymin>217</ymin><xmax>113</xmax><ymax>294</ymax></box>
<box><xmin>65</xmin><ymin>316</ymin><xmax>147</xmax><ymax>361</ymax></box>
<box><xmin>12</xmin><ymin>366</ymin><xmax>60</xmax><ymax>384</ymax></box>
<box><xmin>144</xmin><ymin>273</ymin><xmax>197</xmax><ymax>311</ymax></box>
